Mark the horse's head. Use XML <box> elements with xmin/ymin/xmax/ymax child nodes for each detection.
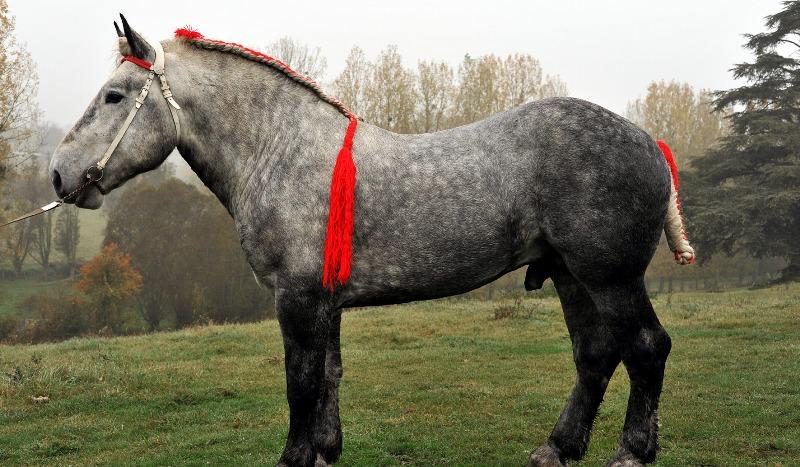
<box><xmin>49</xmin><ymin>15</ymin><xmax>180</xmax><ymax>209</ymax></box>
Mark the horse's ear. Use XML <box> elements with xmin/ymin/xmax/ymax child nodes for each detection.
<box><xmin>117</xmin><ymin>14</ymin><xmax>153</xmax><ymax>61</ymax></box>
<box><xmin>114</xmin><ymin>21</ymin><xmax>132</xmax><ymax>56</ymax></box>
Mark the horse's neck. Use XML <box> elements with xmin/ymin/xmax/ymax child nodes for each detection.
<box><xmin>171</xmin><ymin>48</ymin><xmax>342</xmax><ymax>218</ymax></box>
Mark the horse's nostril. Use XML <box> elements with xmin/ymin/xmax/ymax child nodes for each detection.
<box><xmin>51</xmin><ymin>170</ymin><xmax>63</xmax><ymax>194</ymax></box>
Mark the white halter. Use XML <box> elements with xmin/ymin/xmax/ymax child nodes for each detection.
<box><xmin>95</xmin><ymin>38</ymin><xmax>181</xmax><ymax>174</ymax></box>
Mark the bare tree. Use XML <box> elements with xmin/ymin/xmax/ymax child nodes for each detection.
<box><xmin>333</xmin><ymin>46</ymin><xmax>371</xmax><ymax>115</ymax></box>
<box><xmin>0</xmin><ymin>0</ymin><xmax>41</xmax><ymax>186</ymax></box>
<box><xmin>452</xmin><ymin>53</ymin><xmax>567</xmax><ymax>127</ymax></box>
<box><xmin>3</xmin><ymin>215</ymin><xmax>30</xmax><ymax>276</ymax></box>
<box><xmin>265</xmin><ymin>36</ymin><xmax>327</xmax><ymax>80</ymax></box>
<box><xmin>2</xmin><ymin>160</ymin><xmax>53</xmax><ymax>278</ymax></box>
<box><xmin>499</xmin><ymin>53</ymin><xmax>567</xmax><ymax>106</ymax></box>
<box><xmin>626</xmin><ymin>80</ymin><xmax>728</xmax><ymax>166</ymax></box>
<box><xmin>416</xmin><ymin>60</ymin><xmax>454</xmax><ymax>132</ymax></box>
<box><xmin>1</xmin><ymin>162</ymin><xmax>38</xmax><ymax>276</ymax></box>
<box><xmin>55</xmin><ymin>205</ymin><xmax>80</xmax><ymax>277</ymax></box>
<box><xmin>501</xmin><ymin>54</ymin><xmax>544</xmax><ymax>107</ymax></box>
<box><xmin>363</xmin><ymin>45</ymin><xmax>418</xmax><ymax>133</ymax></box>
<box><xmin>29</xmin><ymin>203</ymin><xmax>54</xmax><ymax>280</ymax></box>
<box><xmin>452</xmin><ymin>54</ymin><xmax>503</xmax><ymax>126</ymax></box>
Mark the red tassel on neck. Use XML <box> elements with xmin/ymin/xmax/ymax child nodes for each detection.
<box><xmin>322</xmin><ymin>117</ymin><xmax>358</xmax><ymax>292</ymax></box>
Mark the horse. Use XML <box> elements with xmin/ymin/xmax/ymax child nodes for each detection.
<box><xmin>49</xmin><ymin>15</ymin><xmax>695</xmax><ymax>467</ymax></box>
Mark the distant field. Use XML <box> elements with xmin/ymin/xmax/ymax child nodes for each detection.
<box><xmin>0</xmin><ymin>208</ymin><xmax>104</xmax><ymax>276</ymax></box>
<box><xmin>75</xmin><ymin>209</ymin><xmax>106</xmax><ymax>261</ymax></box>
<box><xmin>0</xmin><ymin>285</ymin><xmax>798</xmax><ymax>465</ymax></box>
<box><xmin>0</xmin><ymin>279</ymin><xmax>71</xmax><ymax>319</ymax></box>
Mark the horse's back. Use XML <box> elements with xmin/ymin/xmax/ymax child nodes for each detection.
<box><xmin>343</xmin><ymin>98</ymin><xmax>670</xmax><ymax>304</ymax></box>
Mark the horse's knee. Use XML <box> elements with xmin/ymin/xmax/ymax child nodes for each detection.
<box><xmin>572</xmin><ymin>331</ymin><xmax>619</xmax><ymax>383</ymax></box>
<box><xmin>625</xmin><ymin>326</ymin><xmax>671</xmax><ymax>372</ymax></box>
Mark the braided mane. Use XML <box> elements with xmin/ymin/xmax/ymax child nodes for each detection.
<box><xmin>174</xmin><ymin>27</ymin><xmax>359</xmax><ymax>292</ymax></box>
<box><xmin>174</xmin><ymin>28</ymin><xmax>355</xmax><ymax>120</ymax></box>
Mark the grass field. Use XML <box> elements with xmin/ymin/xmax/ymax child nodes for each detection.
<box><xmin>1</xmin><ymin>285</ymin><xmax>798</xmax><ymax>465</ymax></box>
<box><xmin>75</xmin><ymin>209</ymin><xmax>107</xmax><ymax>262</ymax></box>
<box><xmin>0</xmin><ymin>279</ymin><xmax>71</xmax><ymax>319</ymax></box>
<box><xmin>0</xmin><ymin>209</ymin><xmax>104</xmax><ymax>319</ymax></box>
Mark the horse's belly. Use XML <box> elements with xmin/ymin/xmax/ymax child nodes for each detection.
<box><xmin>341</xmin><ymin>215</ymin><xmax>544</xmax><ymax>307</ymax></box>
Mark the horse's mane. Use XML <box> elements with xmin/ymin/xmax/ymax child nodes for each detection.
<box><xmin>174</xmin><ymin>28</ymin><xmax>355</xmax><ymax>120</ymax></box>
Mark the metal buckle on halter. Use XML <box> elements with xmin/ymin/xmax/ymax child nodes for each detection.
<box><xmin>86</xmin><ymin>164</ymin><xmax>104</xmax><ymax>182</ymax></box>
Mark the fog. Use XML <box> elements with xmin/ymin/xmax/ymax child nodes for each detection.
<box><xmin>9</xmin><ymin>0</ymin><xmax>782</xmax><ymax>128</ymax></box>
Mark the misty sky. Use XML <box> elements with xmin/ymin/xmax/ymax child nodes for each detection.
<box><xmin>8</xmin><ymin>0</ymin><xmax>783</xmax><ymax>130</ymax></box>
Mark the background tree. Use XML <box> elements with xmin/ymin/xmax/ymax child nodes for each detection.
<box><xmin>54</xmin><ymin>205</ymin><xmax>80</xmax><ymax>277</ymax></box>
<box><xmin>332</xmin><ymin>46</ymin><xmax>371</xmax><ymax>115</ymax></box>
<box><xmin>265</xmin><ymin>36</ymin><xmax>327</xmax><ymax>80</ymax></box>
<box><xmin>499</xmin><ymin>53</ymin><xmax>567</xmax><ymax>106</ymax></box>
<box><xmin>77</xmin><ymin>243</ymin><xmax>142</xmax><ymax>334</ymax></box>
<box><xmin>415</xmin><ymin>60</ymin><xmax>454</xmax><ymax>132</ymax></box>
<box><xmin>687</xmin><ymin>1</ymin><xmax>800</xmax><ymax>281</ymax></box>
<box><xmin>451</xmin><ymin>53</ymin><xmax>567</xmax><ymax>127</ymax></box>
<box><xmin>333</xmin><ymin>48</ymin><xmax>565</xmax><ymax>133</ymax></box>
<box><xmin>0</xmin><ymin>0</ymin><xmax>39</xmax><ymax>187</ymax></box>
<box><xmin>451</xmin><ymin>54</ymin><xmax>504</xmax><ymax>126</ymax></box>
<box><xmin>1</xmin><ymin>161</ymin><xmax>54</xmax><ymax>278</ymax></box>
<box><xmin>626</xmin><ymin>81</ymin><xmax>728</xmax><ymax>166</ymax></box>
<box><xmin>28</xmin><ymin>201</ymin><xmax>53</xmax><ymax>280</ymax></box>
<box><xmin>363</xmin><ymin>45</ymin><xmax>418</xmax><ymax>133</ymax></box>
<box><xmin>105</xmin><ymin>179</ymin><xmax>272</xmax><ymax>330</ymax></box>
<box><xmin>1</xmin><ymin>162</ymin><xmax>39</xmax><ymax>276</ymax></box>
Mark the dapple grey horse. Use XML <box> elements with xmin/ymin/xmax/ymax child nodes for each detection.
<box><xmin>49</xmin><ymin>16</ymin><xmax>693</xmax><ymax>467</ymax></box>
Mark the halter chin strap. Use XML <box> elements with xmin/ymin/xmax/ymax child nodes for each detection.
<box><xmin>98</xmin><ymin>38</ymin><xmax>181</xmax><ymax>172</ymax></box>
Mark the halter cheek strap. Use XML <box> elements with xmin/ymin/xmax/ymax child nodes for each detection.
<box><xmin>103</xmin><ymin>39</ymin><xmax>181</xmax><ymax>172</ymax></box>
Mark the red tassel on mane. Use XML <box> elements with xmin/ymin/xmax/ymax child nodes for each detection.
<box><xmin>175</xmin><ymin>27</ymin><xmax>204</xmax><ymax>41</ymax></box>
<box><xmin>322</xmin><ymin>117</ymin><xmax>358</xmax><ymax>291</ymax></box>
<box><xmin>175</xmin><ymin>26</ymin><xmax>360</xmax><ymax>291</ymax></box>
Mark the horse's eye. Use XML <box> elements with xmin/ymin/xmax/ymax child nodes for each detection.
<box><xmin>105</xmin><ymin>91</ymin><xmax>124</xmax><ymax>104</ymax></box>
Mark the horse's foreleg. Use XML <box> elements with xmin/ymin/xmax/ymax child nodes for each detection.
<box><xmin>315</xmin><ymin>309</ymin><xmax>343</xmax><ymax>464</ymax></box>
<box><xmin>276</xmin><ymin>288</ymin><xmax>332</xmax><ymax>467</ymax></box>
<box><xmin>529</xmin><ymin>264</ymin><xmax>620</xmax><ymax>467</ymax></box>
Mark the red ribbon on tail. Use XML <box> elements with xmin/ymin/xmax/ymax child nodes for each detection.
<box><xmin>322</xmin><ymin>117</ymin><xmax>358</xmax><ymax>291</ymax></box>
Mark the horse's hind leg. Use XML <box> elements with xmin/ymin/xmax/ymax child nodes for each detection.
<box><xmin>588</xmin><ymin>279</ymin><xmax>672</xmax><ymax>466</ymax></box>
<box><xmin>529</xmin><ymin>263</ymin><xmax>621</xmax><ymax>466</ymax></box>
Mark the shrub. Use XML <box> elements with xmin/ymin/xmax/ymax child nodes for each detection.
<box><xmin>14</xmin><ymin>293</ymin><xmax>89</xmax><ymax>344</ymax></box>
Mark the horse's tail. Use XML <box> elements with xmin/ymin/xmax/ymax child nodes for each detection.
<box><xmin>656</xmin><ymin>140</ymin><xmax>695</xmax><ymax>265</ymax></box>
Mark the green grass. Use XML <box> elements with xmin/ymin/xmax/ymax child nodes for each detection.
<box><xmin>0</xmin><ymin>279</ymin><xmax>73</xmax><ymax>319</ymax></box>
<box><xmin>0</xmin><ymin>285</ymin><xmax>798</xmax><ymax>465</ymax></box>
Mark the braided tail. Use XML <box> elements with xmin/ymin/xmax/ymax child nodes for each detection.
<box><xmin>656</xmin><ymin>140</ymin><xmax>695</xmax><ymax>265</ymax></box>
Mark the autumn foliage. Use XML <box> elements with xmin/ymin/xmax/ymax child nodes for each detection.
<box><xmin>76</xmin><ymin>243</ymin><xmax>142</xmax><ymax>333</ymax></box>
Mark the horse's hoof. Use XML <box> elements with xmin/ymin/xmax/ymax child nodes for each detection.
<box><xmin>605</xmin><ymin>447</ymin><xmax>644</xmax><ymax>467</ymax></box>
<box><xmin>528</xmin><ymin>443</ymin><xmax>566</xmax><ymax>467</ymax></box>
<box><xmin>315</xmin><ymin>453</ymin><xmax>333</xmax><ymax>467</ymax></box>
